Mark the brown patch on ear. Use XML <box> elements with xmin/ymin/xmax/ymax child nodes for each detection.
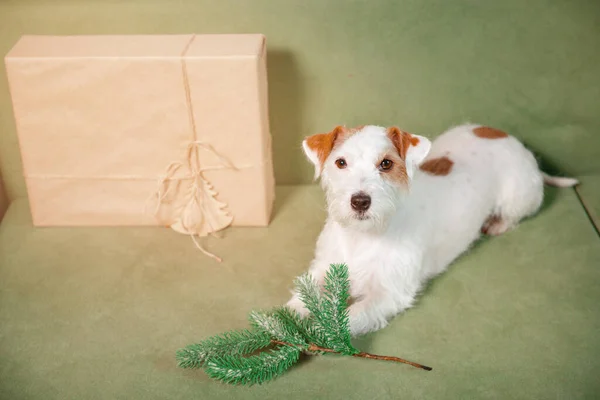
<box><xmin>419</xmin><ymin>156</ymin><xmax>454</xmax><ymax>176</ymax></box>
<box><xmin>473</xmin><ymin>126</ymin><xmax>508</xmax><ymax>139</ymax></box>
<box><xmin>305</xmin><ymin>126</ymin><xmax>348</xmax><ymax>165</ymax></box>
<box><xmin>379</xmin><ymin>153</ymin><xmax>409</xmax><ymax>186</ymax></box>
<box><xmin>387</xmin><ymin>126</ymin><xmax>417</xmax><ymax>160</ymax></box>
<box><xmin>350</xmin><ymin>124</ymin><xmax>366</xmax><ymax>133</ymax></box>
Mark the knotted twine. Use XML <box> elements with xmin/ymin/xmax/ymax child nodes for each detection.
<box><xmin>146</xmin><ymin>35</ymin><xmax>251</xmax><ymax>262</ymax></box>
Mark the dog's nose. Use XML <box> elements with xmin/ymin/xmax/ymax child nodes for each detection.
<box><xmin>350</xmin><ymin>192</ymin><xmax>371</xmax><ymax>212</ymax></box>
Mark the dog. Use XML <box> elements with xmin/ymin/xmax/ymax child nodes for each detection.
<box><xmin>286</xmin><ymin>123</ymin><xmax>578</xmax><ymax>336</ymax></box>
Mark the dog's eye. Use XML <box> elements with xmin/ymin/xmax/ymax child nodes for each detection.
<box><xmin>335</xmin><ymin>158</ymin><xmax>347</xmax><ymax>169</ymax></box>
<box><xmin>379</xmin><ymin>159</ymin><xmax>393</xmax><ymax>170</ymax></box>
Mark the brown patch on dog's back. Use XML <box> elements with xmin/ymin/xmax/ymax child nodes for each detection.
<box><xmin>419</xmin><ymin>156</ymin><xmax>454</xmax><ymax>176</ymax></box>
<box><xmin>473</xmin><ymin>126</ymin><xmax>508</xmax><ymax>139</ymax></box>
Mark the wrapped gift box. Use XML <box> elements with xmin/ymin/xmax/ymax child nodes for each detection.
<box><xmin>5</xmin><ymin>34</ymin><xmax>275</xmax><ymax>234</ymax></box>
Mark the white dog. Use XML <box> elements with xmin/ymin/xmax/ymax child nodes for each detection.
<box><xmin>287</xmin><ymin>123</ymin><xmax>578</xmax><ymax>336</ymax></box>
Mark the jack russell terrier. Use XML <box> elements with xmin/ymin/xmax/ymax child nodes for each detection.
<box><xmin>287</xmin><ymin>124</ymin><xmax>578</xmax><ymax>336</ymax></box>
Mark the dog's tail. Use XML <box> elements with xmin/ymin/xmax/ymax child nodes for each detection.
<box><xmin>541</xmin><ymin>171</ymin><xmax>579</xmax><ymax>188</ymax></box>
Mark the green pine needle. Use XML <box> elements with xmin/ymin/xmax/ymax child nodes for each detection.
<box><xmin>248</xmin><ymin>310</ymin><xmax>308</xmax><ymax>347</ymax></box>
<box><xmin>176</xmin><ymin>329</ymin><xmax>272</xmax><ymax>369</ymax></box>
<box><xmin>273</xmin><ymin>307</ymin><xmax>329</xmax><ymax>349</ymax></box>
<box><xmin>291</xmin><ymin>272</ymin><xmax>335</xmax><ymax>348</ymax></box>
<box><xmin>293</xmin><ymin>273</ymin><xmax>322</xmax><ymax>316</ymax></box>
<box><xmin>204</xmin><ymin>345</ymin><xmax>301</xmax><ymax>385</ymax></box>
<box><xmin>320</xmin><ymin>264</ymin><xmax>358</xmax><ymax>355</ymax></box>
<box><xmin>292</xmin><ymin>264</ymin><xmax>357</xmax><ymax>354</ymax></box>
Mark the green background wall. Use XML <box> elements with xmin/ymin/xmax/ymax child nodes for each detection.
<box><xmin>1</xmin><ymin>0</ymin><xmax>599</xmax><ymax>200</ymax></box>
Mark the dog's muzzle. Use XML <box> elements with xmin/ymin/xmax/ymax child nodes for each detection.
<box><xmin>350</xmin><ymin>192</ymin><xmax>371</xmax><ymax>212</ymax></box>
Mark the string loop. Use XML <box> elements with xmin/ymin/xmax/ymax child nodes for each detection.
<box><xmin>146</xmin><ymin>35</ymin><xmax>236</xmax><ymax>262</ymax></box>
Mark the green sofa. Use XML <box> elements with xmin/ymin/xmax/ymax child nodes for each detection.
<box><xmin>1</xmin><ymin>1</ymin><xmax>598</xmax><ymax>399</ymax></box>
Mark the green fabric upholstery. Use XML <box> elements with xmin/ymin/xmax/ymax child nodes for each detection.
<box><xmin>1</xmin><ymin>186</ymin><xmax>599</xmax><ymax>399</ymax></box>
<box><xmin>1</xmin><ymin>0</ymin><xmax>600</xmax><ymax>199</ymax></box>
<box><xmin>1</xmin><ymin>0</ymin><xmax>598</xmax><ymax>398</ymax></box>
<box><xmin>577</xmin><ymin>176</ymin><xmax>600</xmax><ymax>233</ymax></box>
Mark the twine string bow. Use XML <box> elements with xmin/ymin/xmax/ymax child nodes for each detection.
<box><xmin>146</xmin><ymin>34</ymin><xmax>237</xmax><ymax>262</ymax></box>
<box><xmin>147</xmin><ymin>141</ymin><xmax>238</xmax><ymax>262</ymax></box>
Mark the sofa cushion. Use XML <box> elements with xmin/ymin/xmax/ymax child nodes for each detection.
<box><xmin>2</xmin><ymin>0</ymin><xmax>600</xmax><ymax>200</ymax></box>
<box><xmin>0</xmin><ymin>185</ymin><xmax>598</xmax><ymax>399</ymax></box>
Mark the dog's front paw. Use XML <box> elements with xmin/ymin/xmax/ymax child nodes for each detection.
<box><xmin>349</xmin><ymin>318</ymin><xmax>388</xmax><ymax>337</ymax></box>
<box><xmin>286</xmin><ymin>296</ymin><xmax>310</xmax><ymax>318</ymax></box>
<box><xmin>348</xmin><ymin>303</ymin><xmax>388</xmax><ymax>337</ymax></box>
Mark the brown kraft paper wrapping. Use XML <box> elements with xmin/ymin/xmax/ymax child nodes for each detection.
<box><xmin>5</xmin><ymin>35</ymin><xmax>275</xmax><ymax>236</ymax></box>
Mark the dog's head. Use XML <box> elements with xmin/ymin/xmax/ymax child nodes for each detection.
<box><xmin>303</xmin><ymin>125</ymin><xmax>431</xmax><ymax>232</ymax></box>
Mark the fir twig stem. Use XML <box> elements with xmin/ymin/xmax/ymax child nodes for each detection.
<box><xmin>271</xmin><ymin>340</ymin><xmax>432</xmax><ymax>371</ymax></box>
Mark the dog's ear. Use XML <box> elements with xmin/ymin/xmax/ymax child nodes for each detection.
<box><xmin>387</xmin><ymin>127</ymin><xmax>431</xmax><ymax>179</ymax></box>
<box><xmin>302</xmin><ymin>126</ymin><xmax>347</xmax><ymax>179</ymax></box>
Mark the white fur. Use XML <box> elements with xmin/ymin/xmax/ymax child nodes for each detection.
<box><xmin>287</xmin><ymin>124</ymin><xmax>577</xmax><ymax>336</ymax></box>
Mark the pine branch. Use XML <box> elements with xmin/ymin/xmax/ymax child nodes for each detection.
<box><xmin>248</xmin><ymin>310</ymin><xmax>308</xmax><ymax>347</ymax></box>
<box><xmin>176</xmin><ymin>329</ymin><xmax>271</xmax><ymax>368</ymax></box>
<box><xmin>293</xmin><ymin>271</ymin><xmax>351</xmax><ymax>351</ymax></box>
<box><xmin>293</xmin><ymin>273</ymin><xmax>322</xmax><ymax>316</ymax></box>
<box><xmin>319</xmin><ymin>264</ymin><xmax>357</xmax><ymax>355</ymax></box>
<box><xmin>272</xmin><ymin>307</ymin><xmax>329</xmax><ymax>350</ymax></box>
<box><xmin>271</xmin><ymin>340</ymin><xmax>432</xmax><ymax>371</ymax></box>
<box><xmin>177</xmin><ymin>263</ymin><xmax>432</xmax><ymax>386</ymax></box>
<box><xmin>204</xmin><ymin>345</ymin><xmax>301</xmax><ymax>385</ymax></box>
